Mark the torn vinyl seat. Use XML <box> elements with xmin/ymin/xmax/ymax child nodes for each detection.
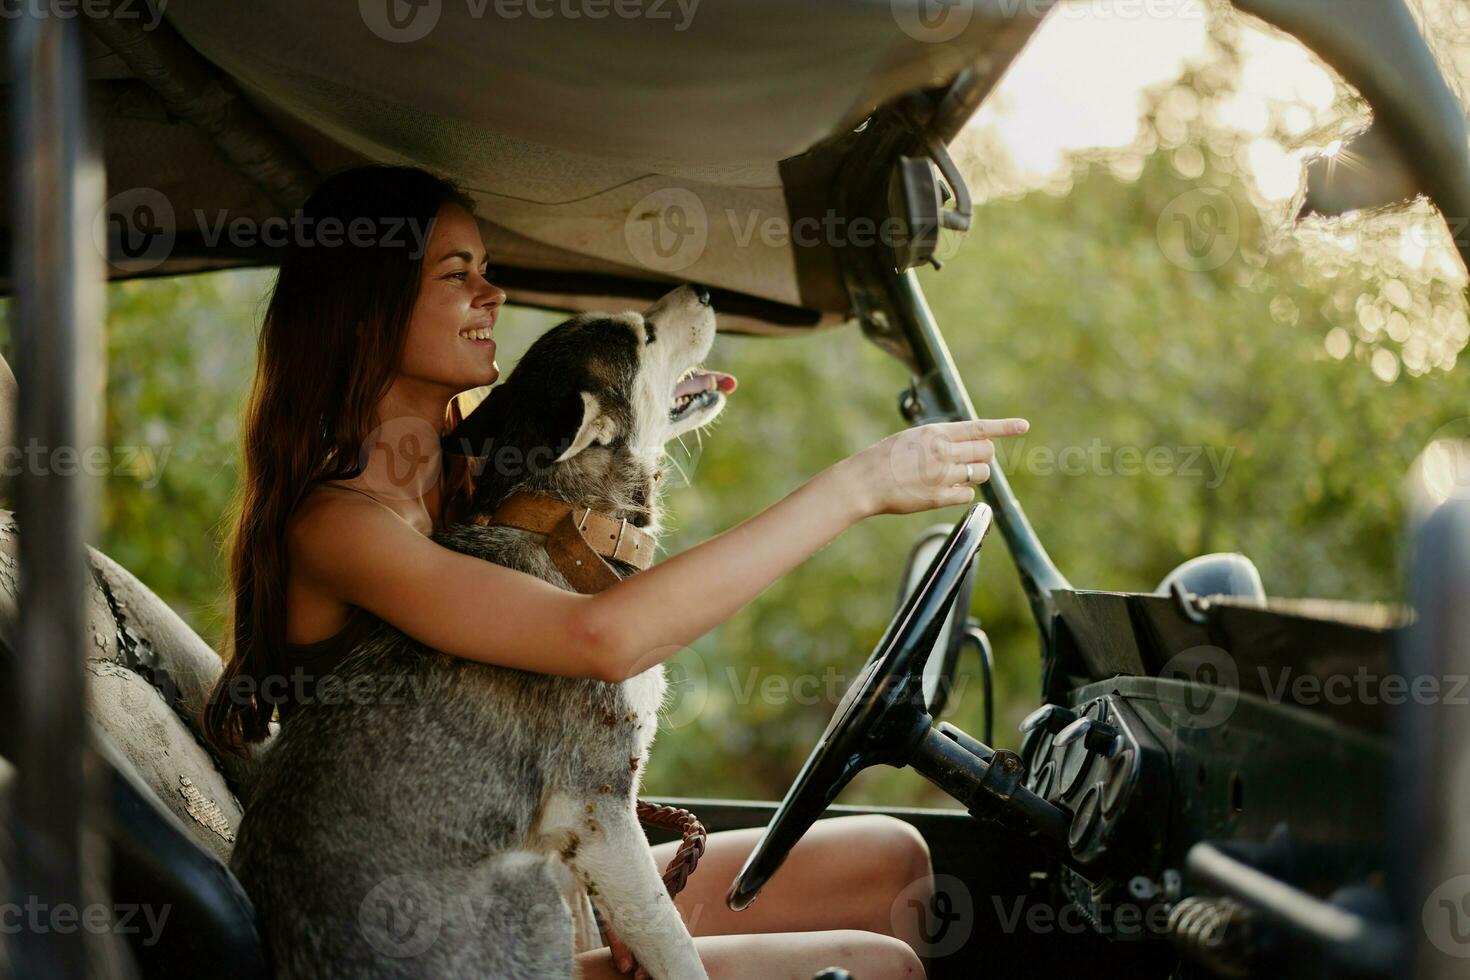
<box><xmin>0</xmin><ymin>355</ymin><xmax>273</xmax><ymax>977</ymax></box>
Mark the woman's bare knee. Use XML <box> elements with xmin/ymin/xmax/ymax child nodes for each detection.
<box><xmin>575</xmin><ymin>929</ymin><xmax>924</xmax><ymax>980</ymax></box>
<box><xmin>826</xmin><ymin>815</ymin><xmax>933</xmax><ymax>950</ymax></box>
<box><xmin>855</xmin><ymin>815</ymin><xmax>932</xmax><ymax>886</ymax></box>
<box><xmin>826</xmin><ymin>929</ymin><xmax>924</xmax><ymax>979</ymax></box>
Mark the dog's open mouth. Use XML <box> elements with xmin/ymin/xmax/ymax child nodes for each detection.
<box><xmin>670</xmin><ymin>367</ymin><xmax>737</xmax><ymax>422</ymax></box>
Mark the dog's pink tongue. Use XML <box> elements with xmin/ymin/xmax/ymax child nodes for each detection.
<box><xmin>675</xmin><ymin>370</ymin><xmax>738</xmax><ymax>397</ymax></box>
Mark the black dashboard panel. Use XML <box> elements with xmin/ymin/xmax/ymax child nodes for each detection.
<box><xmin>1049</xmin><ymin>591</ymin><xmax>1402</xmax><ymax>735</ymax></box>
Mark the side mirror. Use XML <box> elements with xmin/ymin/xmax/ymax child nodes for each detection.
<box><xmin>895</xmin><ymin>524</ymin><xmax>984</xmax><ymax>720</ymax></box>
<box><xmin>884</xmin><ymin>137</ymin><xmax>972</xmax><ymax>273</ymax></box>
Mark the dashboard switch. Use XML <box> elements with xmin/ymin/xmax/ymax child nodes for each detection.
<box><xmin>1055</xmin><ymin>717</ymin><xmax>1122</xmax><ymax>759</ymax></box>
<box><xmin>1020</xmin><ymin>703</ymin><xmax>1080</xmax><ymax>735</ymax></box>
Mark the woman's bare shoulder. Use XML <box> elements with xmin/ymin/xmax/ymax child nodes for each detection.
<box><xmin>287</xmin><ymin>484</ymin><xmax>419</xmax><ymax>575</ymax></box>
<box><xmin>291</xmin><ymin>482</ymin><xmax>381</xmax><ymax>532</ymax></box>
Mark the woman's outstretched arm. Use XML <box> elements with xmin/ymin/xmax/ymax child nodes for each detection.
<box><xmin>289</xmin><ymin>419</ymin><xmax>1026</xmax><ymax>683</ymax></box>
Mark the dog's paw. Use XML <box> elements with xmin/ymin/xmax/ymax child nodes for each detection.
<box><xmin>601</xmin><ymin>923</ymin><xmax>653</xmax><ymax>980</ymax></box>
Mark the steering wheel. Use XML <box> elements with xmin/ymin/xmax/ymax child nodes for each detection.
<box><xmin>726</xmin><ymin>502</ymin><xmax>993</xmax><ymax>911</ymax></box>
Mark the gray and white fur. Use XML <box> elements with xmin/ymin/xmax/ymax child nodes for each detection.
<box><xmin>230</xmin><ymin>285</ymin><xmax>726</xmax><ymax>979</ymax></box>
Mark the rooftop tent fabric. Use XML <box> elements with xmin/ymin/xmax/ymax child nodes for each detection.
<box><xmin>3</xmin><ymin>2</ymin><xmax>1050</xmax><ymax>325</ymax></box>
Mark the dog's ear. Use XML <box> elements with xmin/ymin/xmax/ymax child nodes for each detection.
<box><xmin>554</xmin><ymin>391</ymin><xmax>618</xmax><ymax>462</ymax></box>
<box><xmin>442</xmin><ymin>384</ymin><xmax>510</xmax><ymax>457</ymax></box>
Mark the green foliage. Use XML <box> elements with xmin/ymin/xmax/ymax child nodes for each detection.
<box><xmin>97</xmin><ymin>271</ymin><xmax>274</xmax><ymax>645</ymax></box>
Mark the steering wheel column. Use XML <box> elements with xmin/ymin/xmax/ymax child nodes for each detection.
<box><xmin>912</xmin><ymin>723</ymin><xmax>1070</xmax><ymax>843</ymax></box>
<box><xmin>727</xmin><ymin>503</ymin><xmax>1071</xmax><ymax>912</ymax></box>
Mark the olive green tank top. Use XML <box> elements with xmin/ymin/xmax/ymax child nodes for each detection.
<box><xmin>278</xmin><ymin>482</ymin><xmax>389</xmax><ymax>723</ymax></box>
<box><xmin>279</xmin><ymin>605</ymin><xmax>380</xmax><ymax>723</ymax></box>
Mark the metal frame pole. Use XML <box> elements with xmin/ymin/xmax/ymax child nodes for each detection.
<box><xmin>9</xmin><ymin>10</ymin><xmax>106</xmax><ymax>977</ymax></box>
<box><xmin>882</xmin><ymin>270</ymin><xmax>1070</xmax><ymax>641</ymax></box>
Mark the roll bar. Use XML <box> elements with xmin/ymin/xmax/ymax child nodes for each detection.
<box><xmin>1234</xmin><ymin>0</ymin><xmax>1470</xmax><ymax>277</ymax></box>
<box><xmin>874</xmin><ymin>269</ymin><xmax>1071</xmax><ymax>646</ymax></box>
<box><xmin>6</xmin><ymin>12</ymin><xmax>110</xmax><ymax>979</ymax></box>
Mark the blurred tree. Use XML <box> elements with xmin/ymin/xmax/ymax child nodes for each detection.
<box><xmin>96</xmin><ymin>271</ymin><xmax>272</xmax><ymax>643</ymax></box>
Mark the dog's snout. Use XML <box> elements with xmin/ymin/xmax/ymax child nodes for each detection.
<box><xmin>690</xmin><ymin>283</ymin><xmax>711</xmax><ymax>306</ymax></box>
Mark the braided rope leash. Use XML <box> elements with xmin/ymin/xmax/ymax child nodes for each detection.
<box><xmin>636</xmin><ymin>799</ymin><xmax>706</xmax><ymax>896</ymax></box>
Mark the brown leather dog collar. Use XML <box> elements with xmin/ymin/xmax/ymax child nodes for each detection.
<box><xmin>474</xmin><ymin>492</ymin><xmax>655</xmax><ymax>594</ymax></box>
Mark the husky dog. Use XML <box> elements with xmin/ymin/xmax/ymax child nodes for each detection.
<box><xmin>231</xmin><ymin>285</ymin><xmax>733</xmax><ymax>979</ymax></box>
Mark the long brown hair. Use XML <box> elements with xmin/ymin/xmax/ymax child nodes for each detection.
<box><xmin>202</xmin><ymin>165</ymin><xmax>476</xmax><ymax>756</ymax></box>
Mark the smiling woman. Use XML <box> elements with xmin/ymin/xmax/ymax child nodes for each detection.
<box><xmin>196</xmin><ymin>163</ymin><xmax>1022</xmax><ymax>979</ymax></box>
<box><xmin>200</xmin><ymin>165</ymin><xmax>490</xmax><ymax>751</ymax></box>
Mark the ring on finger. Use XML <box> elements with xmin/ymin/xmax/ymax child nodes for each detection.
<box><xmin>965</xmin><ymin>463</ymin><xmax>973</xmax><ymax>483</ymax></box>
